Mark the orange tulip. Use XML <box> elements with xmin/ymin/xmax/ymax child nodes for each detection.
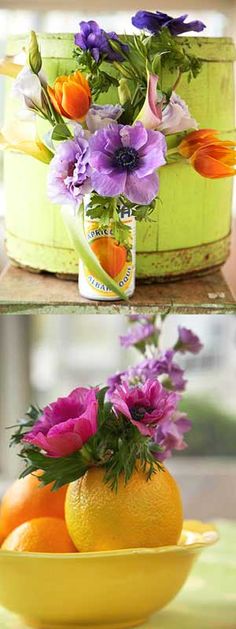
<box><xmin>47</xmin><ymin>71</ymin><xmax>91</xmax><ymax>121</ymax></box>
<box><xmin>178</xmin><ymin>129</ymin><xmax>236</xmax><ymax>178</ymax></box>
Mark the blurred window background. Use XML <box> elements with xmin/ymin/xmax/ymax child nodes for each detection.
<box><xmin>0</xmin><ymin>313</ymin><xmax>236</xmax><ymax>520</ymax></box>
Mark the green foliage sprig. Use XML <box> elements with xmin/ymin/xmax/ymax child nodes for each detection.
<box><xmin>73</xmin><ymin>48</ymin><xmax>119</xmax><ymax>100</ymax></box>
<box><xmin>74</xmin><ymin>29</ymin><xmax>202</xmax><ymax>124</ymax></box>
<box><xmin>150</xmin><ymin>29</ymin><xmax>202</xmax><ymax>84</ymax></box>
<box><xmin>86</xmin><ymin>193</ymin><xmax>157</xmax><ymax>251</ymax></box>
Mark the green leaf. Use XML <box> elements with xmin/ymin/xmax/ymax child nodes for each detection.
<box><xmin>9</xmin><ymin>404</ymin><xmax>42</xmax><ymax>447</ymax></box>
<box><xmin>51</xmin><ymin>124</ymin><xmax>72</xmax><ymax>141</ymax></box>
<box><xmin>62</xmin><ymin>204</ymin><xmax>128</xmax><ymax>301</ymax></box>
<box><xmin>19</xmin><ymin>449</ymin><xmax>90</xmax><ymax>490</ymax></box>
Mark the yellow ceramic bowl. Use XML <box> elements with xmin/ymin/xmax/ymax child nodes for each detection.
<box><xmin>0</xmin><ymin>520</ymin><xmax>218</xmax><ymax>629</ymax></box>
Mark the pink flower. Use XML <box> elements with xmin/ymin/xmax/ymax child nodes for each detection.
<box><xmin>110</xmin><ymin>379</ymin><xmax>179</xmax><ymax>437</ymax></box>
<box><xmin>23</xmin><ymin>387</ymin><xmax>98</xmax><ymax>457</ymax></box>
<box><xmin>136</xmin><ymin>72</ymin><xmax>197</xmax><ymax>135</ymax></box>
<box><xmin>136</xmin><ymin>73</ymin><xmax>163</xmax><ymax>130</ymax></box>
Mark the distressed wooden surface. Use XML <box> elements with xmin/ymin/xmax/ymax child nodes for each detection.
<box><xmin>0</xmin><ymin>264</ymin><xmax>235</xmax><ymax>314</ymax></box>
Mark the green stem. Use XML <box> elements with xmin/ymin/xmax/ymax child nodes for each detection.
<box><xmin>111</xmin><ymin>197</ymin><xmax>118</xmax><ymax>217</ymax></box>
<box><xmin>113</xmin><ymin>61</ymin><xmax>135</xmax><ymax>80</ymax></box>
<box><xmin>172</xmin><ymin>69</ymin><xmax>182</xmax><ymax>92</ymax></box>
<box><xmin>61</xmin><ymin>204</ymin><xmax>128</xmax><ymax>301</ymax></box>
<box><xmin>167</xmin><ymin>147</ymin><xmax>179</xmax><ymax>156</ymax></box>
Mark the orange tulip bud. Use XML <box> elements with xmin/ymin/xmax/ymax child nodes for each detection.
<box><xmin>47</xmin><ymin>71</ymin><xmax>91</xmax><ymax>121</ymax></box>
<box><xmin>179</xmin><ymin>129</ymin><xmax>236</xmax><ymax>179</ymax></box>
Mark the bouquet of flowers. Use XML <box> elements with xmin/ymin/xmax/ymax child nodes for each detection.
<box><xmin>11</xmin><ymin>316</ymin><xmax>202</xmax><ymax>488</ymax></box>
<box><xmin>1</xmin><ymin>9</ymin><xmax>235</xmax><ymax>300</ymax></box>
<box><xmin>8</xmin><ymin>316</ymin><xmax>202</xmax><ymax>551</ymax></box>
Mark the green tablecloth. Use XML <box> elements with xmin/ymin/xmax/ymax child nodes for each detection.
<box><xmin>0</xmin><ymin>521</ymin><xmax>235</xmax><ymax>629</ymax></box>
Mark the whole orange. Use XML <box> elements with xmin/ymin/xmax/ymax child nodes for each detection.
<box><xmin>65</xmin><ymin>465</ymin><xmax>183</xmax><ymax>552</ymax></box>
<box><xmin>1</xmin><ymin>517</ymin><xmax>77</xmax><ymax>553</ymax></box>
<box><xmin>0</xmin><ymin>471</ymin><xmax>68</xmax><ymax>538</ymax></box>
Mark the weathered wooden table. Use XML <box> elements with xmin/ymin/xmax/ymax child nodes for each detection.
<box><xmin>0</xmin><ymin>264</ymin><xmax>235</xmax><ymax>315</ymax></box>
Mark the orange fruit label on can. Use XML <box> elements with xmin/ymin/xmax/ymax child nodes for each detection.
<box><xmin>79</xmin><ymin>209</ymin><xmax>135</xmax><ymax>300</ymax></box>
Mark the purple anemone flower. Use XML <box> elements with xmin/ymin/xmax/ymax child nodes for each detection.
<box><xmin>175</xmin><ymin>326</ymin><xmax>203</xmax><ymax>354</ymax></box>
<box><xmin>23</xmin><ymin>387</ymin><xmax>98</xmax><ymax>457</ymax></box>
<box><xmin>120</xmin><ymin>323</ymin><xmax>156</xmax><ymax>348</ymax></box>
<box><xmin>155</xmin><ymin>412</ymin><xmax>192</xmax><ymax>461</ymax></box>
<box><xmin>48</xmin><ymin>126</ymin><xmax>92</xmax><ymax>208</ymax></box>
<box><xmin>75</xmin><ymin>20</ymin><xmax>128</xmax><ymax>62</ymax></box>
<box><xmin>132</xmin><ymin>10</ymin><xmax>206</xmax><ymax>36</ymax></box>
<box><xmin>89</xmin><ymin>121</ymin><xmax>166</xmax><ymax>205</ymax></box>
<box><xmin>110</xmin><ymin>379</ymin><xmax>179</xmax><ymax>437</ymax></box>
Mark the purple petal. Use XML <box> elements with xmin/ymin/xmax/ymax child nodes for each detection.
<box><xmin>136</xmin><ymin>148</ymin><xmax>165</xmax><ymax>177</ymax></box>
<box><xmin>90</xmin><ymin>151</ymin><xmax>114</xmax><ymax>174</ymax></box>
<box><xmin>92</xmin><ymin>169</ymin><xmax>127</xmax><ymax>197</ymax></box>
<box><xmin>125</xmin><ymin>171</ymin><xmax>159</xmax><ymax>204</ymax></box>
<box><xmin>120</xmin><ymin>122</ymin><xmax>148</xmax><ymax>150</ymax></box>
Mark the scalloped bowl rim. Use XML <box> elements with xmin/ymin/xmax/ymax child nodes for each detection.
<box><xmin>0</xmin><ymin>522</ymin><xmax>219</xmax><ymax>559</ymax></box>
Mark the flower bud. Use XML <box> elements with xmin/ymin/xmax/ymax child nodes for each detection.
<box><xmin>28</xmin><ymin>31</ymin><xmax>42</xmax><ymax>75</ymax></box>
<box><xmin>118</xmin><ymin>78</ymin><xmax>131</xmax><ymax>105</ymax></box>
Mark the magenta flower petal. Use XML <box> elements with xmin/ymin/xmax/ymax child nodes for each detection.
<box><xmin>23</xmin><ymin>386</ymin><xmax>98</xmax><ymax>457</ymax></box>
<box><xmin>110</xmin><ymin>379</ymin><xmax>179</xmax><ymax>437</ymax></box>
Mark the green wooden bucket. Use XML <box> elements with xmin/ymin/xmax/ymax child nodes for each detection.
<box><xmin>4</xmin><ymin>34</ymin><xmax>236</xmax><ymax>280</ymax></box>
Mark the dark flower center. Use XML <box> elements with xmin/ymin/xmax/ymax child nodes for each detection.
<box><xmin>113</xmin><ymin>147</ymin><xmax>139</xmax><ymax>172</ymax></box>
<box><xmin>130</xmin><ymin>405</ymin><xmax>153</xmax><ymax>421</ymax></box>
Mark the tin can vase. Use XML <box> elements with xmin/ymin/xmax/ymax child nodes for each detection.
<box><xmin>79</xmin><ymin>207</ymin><xmax>136</xmax><ymax>301</ymax></box>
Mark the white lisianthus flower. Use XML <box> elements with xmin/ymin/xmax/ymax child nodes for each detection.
<box><xmin>86</xmin><ymin>104</ymin><xmax>123</xmax><ymax>132</ymax></box>
<box><xmin>13</xmin><ymin>66</ymin><xmax>48</xmax><ymax>116</ymax></box>
<box><xmin>158</xmin><ymin>92</ymin><xmax>198</xmax><ymax>135</ymax></box>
